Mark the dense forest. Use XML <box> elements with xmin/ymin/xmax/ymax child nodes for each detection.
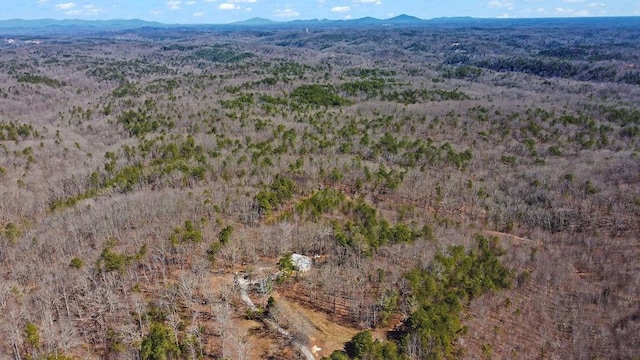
<box><xmin>0</xmin><ymin>17</ymin><xmax>639</xmax><ymax>359</ymax></box>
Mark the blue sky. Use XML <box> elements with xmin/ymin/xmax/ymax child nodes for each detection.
<box><xmin>2</xmin><ymin>0</ymin><xmax>639</xmax><ymax>23</ymax></box>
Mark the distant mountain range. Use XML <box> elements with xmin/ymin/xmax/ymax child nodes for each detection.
<box><xmin>1</xmin><ymin>15</ymin><xmax>639</xmax><ymax>34</ymax></box>
<box><xmin>0</xmin><ymin>18</ymin><xmax>165</xmax><ymax>30</ymax></box>
<box><xmin>231</xmin><ymin>14</ymin><xmax>427</xmax><ymax>27</ymax></box>
<box><xmin>0</xmin><ymin>14</ymin><xmax>428</xmax><ymax>31</ymax></box>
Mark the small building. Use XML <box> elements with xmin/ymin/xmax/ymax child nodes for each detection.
<box><xmin>291</xmin><ymin>253</ymin><xmax>312</xmax><ymax>272</ymax></box>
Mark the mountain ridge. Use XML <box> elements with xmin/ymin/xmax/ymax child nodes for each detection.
<box><xmin>0</xmin><ymin>18</ymin><xmax>166</xmax><ymax>29</ymax></box>
<box><xmin>1</xmin><ymin>15</ymin><xmax>639</xmax><ymax>33</ymax></box>
<box><xmin>0</xmin><ymin>14</ymin><xmax>433</xmax><ymax>31</ymax></box>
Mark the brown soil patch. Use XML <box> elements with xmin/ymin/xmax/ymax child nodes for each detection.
<box><xmin>270</xmin><ymin>292</ymin><xmax>359</xmax><ymax>358</ymax></box>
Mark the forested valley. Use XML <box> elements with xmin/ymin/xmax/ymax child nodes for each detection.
<box><xmin>0</xmin><ymin>17</ymin><xmax>639</xmax><ymax>359</ymax></box>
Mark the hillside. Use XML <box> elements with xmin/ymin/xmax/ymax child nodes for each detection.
<box><xmin>0</xmin><ymin>19</ymin><xmax>639</xmax><ymax>359</ymax></box>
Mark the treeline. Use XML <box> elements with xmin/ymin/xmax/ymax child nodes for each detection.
<box><xmin>447</xmin><ymin>55</ymin><xmax>638</xmax><ymax>83</ymax></box>
<box><xmin>0</xmin><ymin>121</ymin><xmax>38</xmax><ymax>141</ymax></box>
<box><xmin>192</xmin><ymin>46</ymin><xmax>255</xmax><ymax>63</ymax></box>
<box><xmin>16</xmin><ymin>72</ymin><xmax>66</xmax><ymax>87</ymax></box>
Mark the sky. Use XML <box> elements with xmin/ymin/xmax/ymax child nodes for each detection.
<box><xmin>2</xmin><ymin>0</ymin><xmax>639</xmax><ymax>23</ymax></box>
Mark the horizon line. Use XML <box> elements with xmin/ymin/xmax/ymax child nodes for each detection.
<box><xmin>1</xmin><ymin>14</ymin><xmax>640</xmax><ymax>26</ymax></box>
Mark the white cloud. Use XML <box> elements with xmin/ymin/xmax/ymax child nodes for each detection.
<box><xmin>38</xmin><ymin>0</ymin><xmax>49</xmax><ymax>3</ymax></box>
<box><xmin>554</xmin><ymin>7</ymin><xmax>590</xmax><ymax>15</ymax></box>
<box><xmin>167</xmin><ymin>1</ymin><xmax>182</xmax><ymax>10</ymax></box>
<box><xmin>186</xmin><ymin>1</ymin><xmax>195</xmax><ymax>4</ymax></box>
<box><xmin>55</xmin><ymin>2</ymin><xmax>76</xmax><ymax>10</ymax></box>
<box><xmin>193</xmin><ymin>11</ymin><xmax>205</xmax><ymax>16</ymax></box>
<box><xmin>273</xmin><ymin>8</ymin><xmax>299</xmax><ymax>17</ymax></box>
<box><xmin>213</xmin><ymin>0</ymin><xmax>256</xmax><ymax>3</ymax></box>
<box><xmin>488</xmin><ymin>0</ymin><xmax>514</xmax><ymax>9</ymax></box>
<box><xmin>331</xmin><ymin>6</ymin><xmax>350</xmax><ymax>12</ymax></box>
<box><xmin>219</xmin><ymin>3</ymin><xmax>237</xmax><ymax>10</ymax></box>
<box><xmin>345</xmin><ymin>14</ymin><xmax>352</xmax><ymax>19</ymax></box>
<box><xmin>61</xmin><ymin>4</ymin><xmax>105</xmax><ymax>16</ymax></box>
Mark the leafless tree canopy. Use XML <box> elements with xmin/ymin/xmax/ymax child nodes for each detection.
<box><xmin>0</xmin><ymin>18</ymin><xmax>639</xmax><ymax>359</ymax></box>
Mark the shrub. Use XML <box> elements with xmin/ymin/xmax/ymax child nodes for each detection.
<box><xmin>218</xmin><ymin>225</ymin><xmax>233</xmax><ymax>245</ymax></box>
<box><xmin>345</xmin><ymin>331</ymin><xmax>373</xmax><ymax>359</ymax></box>
<box><xmin>255</xmin><ymin>175</ymin><xmax>296</xmax><ymax>215</ymax></box>
<box><xmin>25</xmin><ymin>322</ymin><xmax>40</xmax><ymax>349</ymax></box>
<box><xmin>69</xmin><ymin>257</ymin><xmax>84</xmax><ymax>268</ymax></box>
<box><xmin>170</xmin><ymin>220</ymin><xmax>203</xmax><ymax>244</ymax></box>
<box><xmin>140</xmin><ymin>323</ymin><xmax>180</xmax><ymax>360</ymax></box>
<box><xmin>291</xmin><ymin>84</ymin><xmax>352</xmax><ymax>107</ymax></box>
